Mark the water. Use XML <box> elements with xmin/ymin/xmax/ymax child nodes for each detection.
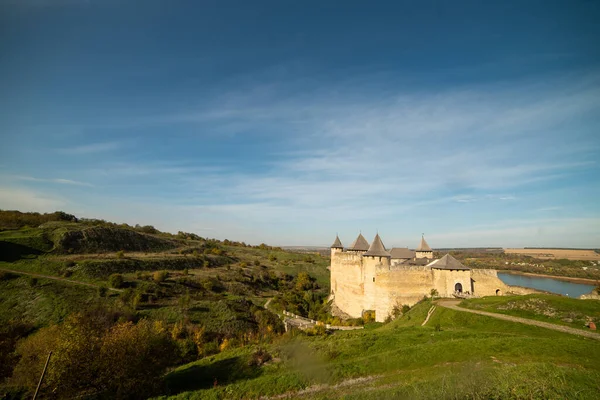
<box><xmin>498</xmin><ymin>273</ymin><xmax>596</xmax><ymax>297</ymax></box>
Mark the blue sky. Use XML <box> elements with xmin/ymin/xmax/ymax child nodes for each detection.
<box><xmin>1</xmin><ymin>0</ymin><xmax>599</xmax><ymax>248</ymax></box>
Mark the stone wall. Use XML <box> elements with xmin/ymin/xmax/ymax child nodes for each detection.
<box><xmin>330</xmin><ymin>251</ymin><xmax>365</xmax><ymax>318</ymax></box>
<box><xmin>373</xmin><ymin>266</ymin><xmax>433</xmax><ymax>322</ymax></box>
<box><xmin>432</xmin><ymin>269</ymin><xmax>472</xmax><ymax>297</ymax></box>
<box><xmin>471</xmin><ymin>269</ymin><xmax>509</xmax><ymax>296</ymax></box>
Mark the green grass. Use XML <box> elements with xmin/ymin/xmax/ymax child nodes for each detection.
<box><xmin>153</xmin><ymin>301</ymin><xmax>600</xmax><ymax>399</ymax></box>
<box><xmin>0</xmin><ymin>275</ymin><xmax>112</xmax><ymax>328</ymax></box>
<box><xmin>461</xmin><ymin>294</ymin><xmax>600</xmax><ymax>331</ymax></box>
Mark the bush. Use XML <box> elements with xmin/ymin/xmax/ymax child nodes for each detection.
<box><xmin>10</xmin><ymin>312</ymin><xmax>178</xmax><ymax>399</ymax></box>
<box><xmin>240</xmin><ymin>262</ymin><xmax>248</xmax><ymax>268</ymax></box>
<box><xmin>27</xmin><ymin>277</ymin><xmax>38</xmax><ymax>287</ymax></box>
<box><xmin>248</xmin><ymin>348</ymin><xmax>272</xmax><ymax>366</ymax></box>
<box><xmin>0</xmin><ymin>271</ymin><xmax>17</xmax><ymax>281</ymax></box>
<box><xmin>362</xmin><ymin>310</ymin><xmax>376</xmax><ymax>323</ymax></box>
<box><xmin>116</xmin><ymin>250</ymin><xmax>125</xmax><ymax>259</ymax></box>
<box><xmin>98</xmin><ymin>285</ymin><xmax>108</xmax><ymax>297</ymax></box>
<box><xmin>108</xmin><ymin>274</ymin><xmax>124</xmax><ymax>289</ymax></box>
<box><xmin>254</xmin><ymin>260</ymin><xmax>261</xmax><ymax>266</ymax></box>
<box><xmin>268</xmin><ymin>254</ymin><xmax>277</xmax><ymax>262</ymax></box>
<box><xmin>153</xmin><ymin>271</ymin><xmax>168</xmax><ymax>283</ymax></box>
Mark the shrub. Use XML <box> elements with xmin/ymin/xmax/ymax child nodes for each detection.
<box><xmin>362</xmin><ymin>310</ymin><xmax>376</xmax><ymax>323</ymax></box>
<box><xmin>108</xmin><ymin>274</ymin><xmax>124</xmax><ymax>289</ymax></box>
<box><xmin>153</xmin><ymin>271</ymin><xmax>168</xmax><ymax>283</ymax></box>
<box><xmin>62</xmin><ymin>270</ymin><xmax>73</xmax><ymax>278</ymax></box>
<box><xmin>116</xmin><ymin>250</ymin><xmax>125</xmax><ymax>259</ymax></box>
<box><xmin>27</xmin><ymin>277</ymin><xmax>38</xmax><ymax>287</ymax></box>
<box><xmin>10</xmin><ymin>312</ymin><xmax>178</xmax><ymax>399</ymax></box>
<box><xmin>203</xmin><ymin>260</ymin><xmax>210</xmax><ymax>268</ymax></box>
<box><xmin>0</xmin><ymin>271</ymin><xmax>17</xmax><ymax>281</ymax></box>
<box><xmin>183</xmin><ymin>268</ymin><xmax>189</xmax><ymax>276</ymax></box>
<box><xmin>268</xmin><ymin>254</ymin><xmax>277</xmax><ymax>262</ymax></box>
<box><xmin>240</xmin><ymin>262</ymin><xmax>248</xmax><ymax>268</ymax></box>
<box><xmin>98</xmin><ymin>285</ymin><xmax>108</xmax><ymax>297</ymax></box>
<box><xmin>248</xmin><ymin>348</ymin><xmax>272</xmax><ymax>366</ymax></box>
<box><xmin>254</xmin><ymin>260</ymin><xmax>261</xmax><ymax>266</ymax></box>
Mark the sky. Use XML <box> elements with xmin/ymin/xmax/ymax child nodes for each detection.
<box><xmin>1</xmin><ymin>0</ymin><xmax>599</xmax><ymax>248</ymax></box>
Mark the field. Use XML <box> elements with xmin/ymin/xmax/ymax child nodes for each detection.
<box><xmin>153</xmin><ymin>299</ymin><xmax>600</xmax><ymax>399</ymax></box>
<box><xmin>504</xmin><ymin>248</ymin><xmax>600</xmax><ymax>261</ymax></box>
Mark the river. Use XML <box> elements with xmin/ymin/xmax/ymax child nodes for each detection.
<box><xmin>498</xmin><ymin>272</ymin><xmax>596</xmax><ymax>297</ymax></box>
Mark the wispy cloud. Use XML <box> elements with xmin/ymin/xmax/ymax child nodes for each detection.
<box><xmin>57</xmin><ymin>141</ymin><xmax>122</xmax><ymax>155</ymax></box>
<box><xmin>536</xmin><ymin>206</ymin><xmax>562</xmax><ymax>212</ymax></box>
<box><xmin>15</xmin><ymin>176</ymin><xmax>94</xmax><ymax>187</ymax></box>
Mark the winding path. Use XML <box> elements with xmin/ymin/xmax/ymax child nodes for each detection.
<box><xmin>437</xmin><ymin>299</ymin><xmax>600</xmax><ymax>340</ymax></box>
<box><xmin>0</xmin><ymin>268</ymin><xmax>123</xmax><ymax>292</ymax></box>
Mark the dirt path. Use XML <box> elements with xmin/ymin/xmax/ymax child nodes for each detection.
<box><xmin>0</xmin><ymin>268</ymin><xmax>123</xmax><ymax>292</ymax></box>
<box><xmin>437</xmin><ymin>299</ymin><xmax>600</xmax><ymax>340</ymax></box>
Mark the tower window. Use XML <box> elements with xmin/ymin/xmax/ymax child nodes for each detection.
<box><xmin>373</xmin><ymin>277</ymin><xmax>375</xmax><ymax>282</ymax></box>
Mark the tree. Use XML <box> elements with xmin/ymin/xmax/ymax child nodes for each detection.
<box><xmin>11</xmin><ymin>311</ymin><xmax>178</xmax><ymax>399</ymax></box>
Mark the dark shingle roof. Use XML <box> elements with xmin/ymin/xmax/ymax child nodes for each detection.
<box><xmin>390</xmin><ymin>248</ymin><xmax>415</xmax><ymax>259</ymax></box>
<box><xmin>416</xmin><ymin>235</ymin><xmax>432</xmax><ymax>251</ymax></box>
<box><xmin>331</xmin><ymin>235</ymin><xmax>343</xmax><ymax>249</ymax></box>
<box><xmin>428</xmin><ymin>254</ymin><xmax>470</xmax><ymax>270</ymax></box>
<box><xmin>349</xmin><ymin>233</ymin><xmax>370</xmax><ymax>251</ymax></box>
<box><xmin>364</xmin><ymin>234</ymin><xmax>391</xmax><ymax>257</ymax></box>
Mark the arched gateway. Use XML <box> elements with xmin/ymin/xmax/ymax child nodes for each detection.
<box><xmin>454</xmin><ymin>283</ymin><xmax>463</xmax><ymax>293</ymax></box>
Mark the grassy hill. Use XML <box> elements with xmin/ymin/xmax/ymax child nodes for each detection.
<box><xmin>2</xmin><ymin>211</ymin><xmax>600</xmax><ymax>399</ymax></box>
<box><xmin>155</xmin><ymin>300</ymin><xmax>600</xmax><ymax>399</ymax></box>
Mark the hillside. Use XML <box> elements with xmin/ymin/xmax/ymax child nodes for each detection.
<box><xmin>2</xmin><ymin>211</ymin><xmax>600</xmax><ymax>400</ymax></box>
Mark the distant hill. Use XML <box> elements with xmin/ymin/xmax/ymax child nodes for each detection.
<box><xmin>0</xmin><ymin>211</ymin><xmax>186</xmax><ymax>260</ymax></box>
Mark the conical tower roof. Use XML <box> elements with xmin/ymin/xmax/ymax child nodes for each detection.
<box><xmin>427</xmin><ymin>254</ymin><xmax>469</xmax><ymax>270</ymax></box>
<box><xmin>416</xmin><ymin>235</ymin><xmax>432</xmax><ymax>251</ymax></box>
<box><xmin>331</xmin><ymin>235</ymin><xmax>343</xmax><ymax>249</ymax></box>
<box><xmin>364</xmin><ymin>233</ymin><xmax>391</xmax><ymax>257</ymax></box>
<box><xmin>349</xmin><ymin>233</ymin><xmax>370</xmax><ymax>251</ymax></box>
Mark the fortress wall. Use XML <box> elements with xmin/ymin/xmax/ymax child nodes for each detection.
<box><xmin>471</xmin><ymin>269</ymin><xmax>509</xmax><ymax>296</ymax></box>
<box><xmin>416</xmin><ymin>251</ymin><xmax>433</xmax><ymax>259</ymax></box>
<box><xmin>331</xmin><ymin>251</ymin><xmax>365</xmax><ymax>318</ymax></box>
<box><xmin>363</xmin><ymin>256</ymin><xmax>390</xmax><ymax>312</ymax></box>
<box><xmin>373</xmin><ymin>269</ymin><xmax>434</xmax><ymax>321</ymax></box>
<box><xmin>432</xmin><ymin>269</ymin><xmax>472</xmax><ymax>297</ymax></box>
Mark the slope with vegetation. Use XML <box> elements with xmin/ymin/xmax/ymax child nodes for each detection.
<box><xmin>0</xmin><ymin>210</ymin><xmax>334</xmax><ymax>399</ymax></box>
<box><xmin>2</xmin><ymin>210</ymin><xmax>600</xmax><ymax>400</ymax></box>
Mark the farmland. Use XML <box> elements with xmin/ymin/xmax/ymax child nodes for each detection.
<box><xmin>504</xmin><ymin>248</ymin><xmax>600</xmax><ymax>261</ymax></box>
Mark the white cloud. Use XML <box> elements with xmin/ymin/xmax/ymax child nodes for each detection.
<box><xmin>0</xmin><ymin>186</ymin><xmax>68</xmax><ymax>212</ymax></box>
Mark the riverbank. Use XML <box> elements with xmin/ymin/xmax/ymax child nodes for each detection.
<box><xmin>498</xmin><ymin>270</ymin><xmax>600</xmax><ymax>286</ymax></box>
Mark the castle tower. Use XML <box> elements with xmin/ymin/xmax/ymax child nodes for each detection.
<box><xmin>415</xmin><ymin>234</ymin><xmax>433</xmax><ymax>259</ymax></box>
<box><xmin>362</xmin><ymin>234</ymin><xmax>391</xmax><ymax>319</ymax></box>
<box><xmin>348</xmin><ymin>233</ymin><xmax>370</xmax><ymax>253</ymax></box>
<box><xmin>330</xmin><ymin>234</ymin><xmax>343</xmax><ymax>257</ymax></box>
<box><xmin>363</xmin><ymin>233</ymin><xmax>391</xmax><ymax>261</ymax></box>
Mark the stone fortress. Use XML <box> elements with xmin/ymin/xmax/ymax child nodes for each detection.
<box><xmin>330</xmin><ymin>233</ymin><xmax>509</xmax><ymax>322</ymax></box>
